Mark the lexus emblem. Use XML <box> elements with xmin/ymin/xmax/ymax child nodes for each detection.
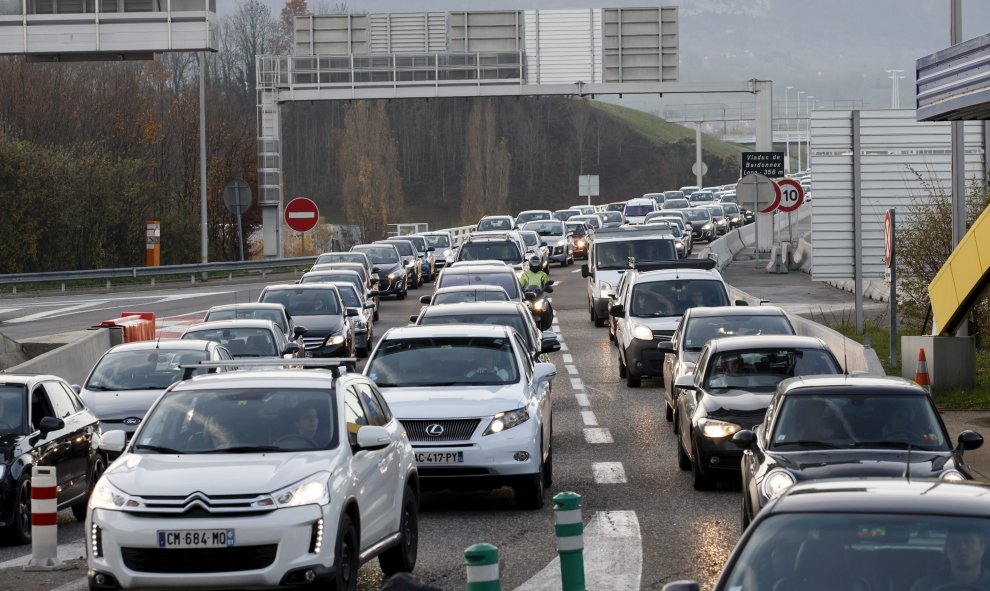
<box><xmin>123</xmin><ymin>417</ymin><xmax>141</xmax><ymax>426</ymax></box>
<box><xmin>425</xmin><ymin>424</ymin><xmax>444</xmax><ymax>437</ymax></box>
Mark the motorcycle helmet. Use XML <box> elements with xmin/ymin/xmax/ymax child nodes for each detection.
<box><xmin>528</xmin><ymin>255</ymin><xmax>542</xmax><ymax>272</ymax></box>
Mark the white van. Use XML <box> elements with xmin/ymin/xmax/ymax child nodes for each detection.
<box><xmin>622</xmin><ymin>198</ymin><xmax>658</xmax><ymax>225</ymax></box>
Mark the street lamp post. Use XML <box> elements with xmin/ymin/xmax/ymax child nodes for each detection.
<box><xmin>796</xmin><ymin>91</ymin><xmax>805</xmax><ymax>172</ymax></box>
<box><xmin>785</xmin><ymin>86</ymin><xmax>793</xmax><ymax>173</ymax></box>
<box><xmin>804</xmin><ymin>95</ymin><xmax>814</xmax><ymax>174</ymax></box>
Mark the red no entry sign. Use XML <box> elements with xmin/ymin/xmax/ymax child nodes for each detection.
<box><xmin>284</xmin><ymin>197</ymin><xmax>319</xmax><ymax>232</ymax></box>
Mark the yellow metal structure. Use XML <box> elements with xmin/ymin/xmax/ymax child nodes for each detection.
<box><xmin>929</xmin><ymin>205</ymin><xmax>990</xmax><ymax>335</ymax></box>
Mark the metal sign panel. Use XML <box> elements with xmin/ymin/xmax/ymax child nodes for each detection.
<box><xmin>741</xmin><ymin>152</ymin><xmax>784</xmax><ymax>177</ymax></box>
<box><xmin>917</xmin><ymin>33</ymin><xmax>990</xmax><ymax>121</ymax></box>
<box><xmin>579</xmin><ymin>175</ymin><xmax>600</xmax><ymax>197</ymax></box>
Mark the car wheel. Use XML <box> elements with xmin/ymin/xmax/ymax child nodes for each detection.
<box><xmin>72</xmin><ymin>455</ymin><xmax>105</xmax><ymax>522</ymax></box>
<box><xmin>676</xmin><ymin>432</ymin><xmax>691</xmax><ymax>471</ymax></box>
<box><xmin>672</xmin><ymin>406</ymin><xmax>680</xmax><ymax>434</ymax></box>
<box><xmin>513</xmin><ymin>471</ymin><xmax>545</xmax><ymax>510</ymax></box>
<box><xmin>9</xmin><ymin>477</ymin><xmax>30</xmax><ymax>545</ymax></box>
<box><xmin>665</xmin><ymin>401</ymin><xmax>673</xmax><ymax>422</ymax></box>
<box><xmin>625</xmin><ymin>372</ymin><xmax>641</xmax><ymax>388</ymax></box>
<box><xmin>331</xmin><ymin>515</ymin><xmax>359</xmax><ymax>591</ymax></box>
<box><xmin>373</xmin><ymin>309</ymin><xmax>379</xmax><ymax>322</ymax></box>
<box><xmin>608</xmin><ymin>326</ymin><xmax>616</xmax><ymax>342</ymax></box>
<box><xmin>692</xmin><ymin>439</ymin><xmax>714</xmax><ymax>491</ymax></box>
<box><xmin>618</xmin><ymin>354</ymin><xmax>628</xmax><ymax>378</ymax></box>
<box><xmin>397</xmin><ymin>290</ymin><xmax>406</xmax><ymax>301</ymax></box>
<box><xmin>379</xmin><ymin>485</ymin><xmax>418</xmax><ymax>576</ymax></box>
<box><xmin>593</xmin><ymin>310</ymin><xmax>606</xmax><ymax>328</ymax></box>
<box><xmin>741</xmin><ymin>493</ymin><xmax>752</xmax><ymax>531</ymax></box>
<box><xmin>543</xmin><ymin>433</ymin><xmax>554</xmax><ymax>488</ymax></box>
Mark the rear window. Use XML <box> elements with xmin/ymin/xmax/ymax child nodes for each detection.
<box><xmin>353</xmin><ymin>246</ymin><xmax>399</xmax><ymax>265</ymax></box>
<box><xmin>595</xmin><ymin>239</ymin><xmax>678</xmax><ymax>269</ymax></box>
<box><xmin>385</xmin><ymin>241</ymin><xmax>415</xmax><ymax>257</ymax></box>
<box><xmin>624</xmin><ymin>204</ymin><xmax>654</xmax><ymax>217</ymax></box>
<box><xmin>404</xmin><ymin>236</ymin><xmax>428</xmax><ymax>252</ymax></box>
<box><xmin>205</xmin><ymin>308</ymin><xmax>285</xmax><ymax>332</ymax></box>
<box><xmin>458</xmin><ymin>242</ymin><xmax>521</xmax><ymax>264</ymax></box>
<box><xmin>478</xmin><ymin>218</ymin><xmax>513</xmax><ymax>231</ymax></box>
<box><xmin>423</xmin><ymin>234</ymin><xmax>451</xmax><ymax>249</ymax></box>
<box><xmin>86</xmin><ymin>349</ymin><xmax>210</xmax><ymax>391</ymax></box>
<box><xmin>367</xmin><ymin>336</ymin><xmax>519</xmax><ymax>387</ymax></box>
<box><xmin>439</xmin><ymin>272</ymin><xmax>521</xmax><ymax>300</ymax></box>
<box><xmin>628</xmin><ymin>279</ymin><xmax>729</xmax><ymax>317</ymax></box>
<box><xmin>683</xmin><ymin>315</ymin><xmax>794</xmax><ymax>351</ymax></box>
<box><xmin>183</xmin><ymin>328</ymin><xmax>277</xmax><ymax>358</ymax></box>
<box><xmin>316</xmin><ymin>253</ymin><xmax>366</xmax><ymax>267</ymax></box>
<box><xmin>432</xmin><ymin>290</ymin><xmax>510</xmax><ymax>304</ymax></box>
<box><xmin>419</xmin><ymin>313</ymin><xmax>532</xmax><ymax>349</ymax></box>
<box><xmin>522</xmin><ymin>221</ymin><xmax>565</xmax><ymax>236</ymax></box>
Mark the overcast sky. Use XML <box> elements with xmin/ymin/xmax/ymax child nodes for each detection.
<box><xmin>230</xmin><ymin>0</ymin><xmax>990</xmax><ymax>115</ymax></box>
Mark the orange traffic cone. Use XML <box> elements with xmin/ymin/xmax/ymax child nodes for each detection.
<box><xmin>915</xmin><ymin>347</ymin><xmax>932</xmax><ymax>394</ymax></box>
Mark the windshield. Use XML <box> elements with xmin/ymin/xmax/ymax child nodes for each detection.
<box><xmin>516</xmin><ymin>211</ymin><xmax>551</xmax><ymax>224</ymax></box>
<box><xmin>722</xmin><ymin>514</ymin><xmax>990</xmax><ymax>591</ymax></box>
<box><xmin>690</xmin><ymin>192</ymin><xmax>715</xmax><ymax>203</ymax></box>
<box><xmin>439</xmin><ymin>272</ymin><xmax>521</xmax><ymax>300</ymax></box>
<box><xmin>720</xmin><ymin>195</ymin><xmax>738</xmax><ymax>204</ymax></box>
<box><xmin>404</xmin><ymin>236</ymin><xmax>428</xmax><ymax>253</ymax></box>
<box><xmin>628</xmin><ymin>279</ymin><xmax>729</xmax><ymax>316</ymax></box>
<box><xmin>458</xmin><ymin>242</ymin><xmax>522</xmax><ymax>263</ymax></box>
<box><xmin>705</xmin><ymin>348</ymin><xmax>840</xmax><ymax>389</ymax></box>
<box><xmin>595</xmin><ymin>239</ymin><xmax>678</xmax><ymax>270</ymax></box>
<box><xmin>601</xmin><ymin>212</ymin><xmax>623</xmax><ymax>223</ymax></box>
<box><xmin>624</xmin><ymin>204</ymin><xmax>654</xmax><ymax>217</ymax></box>
<box><xmin>335</xmin><ymin>285</ymin><xmax>361</xmax><ymax>308</ymax></box>
<box><xmin>432</xmin><ymin>290</ymin><xmax>510</xmax><ymax>304</ymax></box>
<box><xmin>316</xmin><ymin>253</ymin><xmax>366</xmax><ymax>267</ymax></box>
<box><xmin>553</xmin><ymin>210</ymin><xmax>579</xmax><ymax>221</ymax></box>
<box><xmin>706</xmin><ymin>206</ymin><xmax>725</xmax><ymax>218</ymax></box>
<box><xmin>0</xmin><ymin>385</ymin><xmax>28</xmax><ymax>434</ymax></box>
<box><xmin>384</xmin><ymin>241</ymin><xmax>415</xmax><ymax>257</ymax></box>
<box><xmin>205</xmin><ymin>308</ymin><xmax>285</xmax><ymax>332</ymax></box>
<box><xmin>367</xmin><ymin>336</ymin><xmax>519</xmax><ymax>387</ymax></box>
<box><xmin>606</xmin><ymin>203</ymin><xmax>625</xmax><ymax>212</ymax></box>
<box><xmin>722</xmin><ymin>203</ymin><xmax>740</xmax><ymax>214</ymax></box>
<box><xmin>520</xmin><ymin>232</ymin><xmax>539</xmax><ymax>247</ymax></box>
<box><xmin>663</xmin><ymin>199</ymin><xmax>690</xmax><ymax>209</ymax></box>
<box><xmin>522</xmin><ymin>221</ymin><xmax>565</xmax><ymax>236</ymax></box>
<box><xmin>478</xmin><ymin>218</ymin><xmax>513</xmax><ymax>231</ymax></box>
<box><xmin>182</xmin><ymin>327</ymin><xmax>277</xmax><ymax>358</ymax></box>
<box><xmin>419</xmin><ymin>313</ymin><xmax>533</xmax><ymax>350</ymax></box>
<box><xmin>664</xmin><ymin>191</ymin><xmax>685</xmax><ymax>199</ymax></box>
<box><xmin>353</xmin><ymin>246</ymin><xmax>399</xmax><ymax>265</ymax></box>
<box><xmin>567</xmin><ymin>223</ymin><xmax>587</xmax><ymax>236</ymax></box>
<box><xmin>86</xmin><ymin>349</ymin><xmax>210</xmax><ymax>391</ymax></box>
<box><xmin>423</xmin><ymin>234</ymin><xmax>451</xmax><ymax>248</ymax></box>
<box><xmin>771</xmin><ymin>394</ymin><xmax>950</xmax><ymax>451</ymax></box>
<box><xmin>684</xmin><ymin>315</ymin><xmax>793</xmax><ymax>351</ymax></box>
<box><xmin>260</xmin><ymin>289</ymin><xmax>342</xmax><ymax>317</ymax></box>
<box><xmin>301</xmin><ymin>273</ymin><xmax>362</xmax><ymax>294</ymax></box>
<box><xmin>684</xmin><ymin>208</ymin><xmax>713</xmax><ymax>222</ymax></box>
<box><xmin>133</xmin><ymin>388</ymin><xmax>337</xmax><ymax>453</ymax></box>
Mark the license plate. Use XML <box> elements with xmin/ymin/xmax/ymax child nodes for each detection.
<box><xmin>157</xmin><ymin>529</ymin><xmax>235</xmax><ymax>549</ymax></box>
<box><xmin>415</xmin><ymin>451</ymin><xmax>463</xmax><ymax>464</ymax></box>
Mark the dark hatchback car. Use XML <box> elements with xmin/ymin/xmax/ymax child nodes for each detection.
<box><xmin>352</xmin><ymin>243</ymin><xmax>407</xmax><ymax>299</ymax></box>
<box><xmin>674</xmin><ymin>335</ymin><xmax>842</xmax><ymax>491</ymax></box>
<box><xmin>663</xmin><ymin>479</ymin><xmax>990</xmax><ymax>591</ymax></box>
<box><xmin>258</xmin><ymin>284</ymin><xmax>357</xmax><ymax>358</ymax></box>
<box><xmin>734</xmin><ymin>375</ymin><xmax>984</xmax><ymax>528</ymax></box>
<box><xmin>0</xmin><ymin>374</ymin><xmax>102</xmax><ymax>543</ymax></box>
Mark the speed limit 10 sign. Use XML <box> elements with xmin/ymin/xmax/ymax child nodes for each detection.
<box><xmin>774</xmin><ymin>179</ymin><xmax>805</xmax><ymax>212</ymax></box>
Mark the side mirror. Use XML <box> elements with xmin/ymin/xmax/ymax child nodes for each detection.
<box><xmin>372</xmin><ymin>267</ymin><xmax>380</xmax><ymax>274</ymax></box>
<box><xmin>283</xmin><ymin>342</ymin><xmax>300</xmax><ymax>356</ymax></box>
<box><xmin>367</xmin><ymin>290</ymin><xmax>379</xmax><ymax>297</ymax></box>
<box><xmin>346</xmin><ymin>309</ymin><xmax>359</xmax><ymax>317</ymax></box>
<box><xmin>609</xmin><ymin>304</ymin><xmax>625</xmax><ymax>318</ymax></box>
<box><xmin>525</xmin><ymin>291</ymin><xmax>538</xmax><ymax>302</ymax></box>
<box><xmin>674</xmin><ymin>375</ymin><xmax>697</xmax><ymax>391</ymax></box>
<box><xmin>735</xmin><ymin>300</ymin><xmax>749</xmax><ymax>306</ymax></box>
<box><xmin>38</xmin><ymin>416</ymin><xmax>64</xmax><ymax>434</ymax></box>
<box><xmin>541</xmin><ymin>241</ymin><xmax>548</xmax><ymax>247</ymax></box>
<box><xmin>958</xmin><ymin>430</ymin><xmax>984</xmax><ymax>451</ymax></box>
<box><xmin>731</xmin><ymin>429</ymin><xmax>756</xmax><ymax>449</ymax></box>
<box><xmin>409</xmin><ymin>315</ymin><xmax>418</xmax><ymax>323</ymax></box>
<box><xmin>419</xmin><ymin>295</ymin><xmax>432</xmax><ymax>304</ymax></box>
<box><xmin>544</xmin><ymin>285</ymin><xmax>554</xmax><ymax>293</ymax></box>
<box><xmin>662</xmin><ymin>582</ymin><xmax>700</xmax><ymax>591</ymax></box>
<box><xmin>657</xmin><ymin>341</ymin><xmax>675</xmax><ymax>354</ymax></box>
<box><xmin>533</xmin><ymin>362</ymin><xmax>557</xmax><ymax>383</ymax></box>
<box><xmin>363</xmin><ymin>301</ymin><xmax>375</xmax><ymax>310</ymax></box>
<box><xmin>581</xmin><ymin>264</ymin><xmax>590</xmax><ymax>278</ymax></box>
<box><xmin>370</xmin><ymin>277</ymin><xmax>380</xmax><ymax>285</ymax></box>
<box><xmin>356</xmin><ymin>425</ymin><xmax>391</xmax><ymax>451</ymax></box>
<box><xmin>428</xmin><ymin>247</ymin><xmax>436</xmax><ymax>252</ymax></box>
<box><xmin>540</xmin><ymin>331</ymin><xmax>561</xmax><ymax>354</ymax></box>
<box><xmin>293</xmin><ymin>325</ymin><xmax>308</xmax><ymax>337</ymax></box>
<box><xmin>100</xmin><ymin>430</ymin><xmax>127</xmax><ymax>454</ymax></box>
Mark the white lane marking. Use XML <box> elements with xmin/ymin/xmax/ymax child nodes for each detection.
<box><xmin>592</xmin><ymin>462</ymin><xmax>628</xmax><ymax>484</ymax></box>
<box><xmin>565</xmin><ymin>365</ymin><xmax>578</xmax><ymax>375</ymax></box>
<box><xmin>581</xmin><ymin>410</ymin><xmax>598</xmax><ymax>426</ymax></box>
<box><xmin>559</xmin><ymin>342</ymin><xmax>568</xmax><ymax>351</ymax></box>
<box><xmin>5</xmin><ymin>292</ymin><xmax>233</xmax><ymax>324</ymax></box>
<box><xmin>0</xmin><ymin>541</ymin><xmax>86</xmax><ymax>569</ymax></box>
<box><xmin>575</xmin><ymin>393</ymin><xmax>591</xmax><ymax>407</ymax></box>
<box><xmin>0</xmin><ymin>307</ymin><xmax>22</xmax><ymax>314</ymax></box>
<box><xmin>6</xmin><ymin>302</ymin><xmax>102</xmax><ymax>323</ymax></box>
<box><xmin>584</xmin><ymin>427</ymin><xmax>613</xmax><ymax>444</ymax></box>
<box><xmin>571</xmin><ymin>268</ymin><xmax>582</xmax><ymax>273</ymax></box>
<box><xmin>562</xmin><ymin>353</ymin><xmax>573</xmax><ymax>363</ymax></box>
<box><xmin>570</xmin><ymin>378</ymin><xmax>583</xmax><ymax>390</ymax></box>
<box><xmin>514</xmin><ymin>510</ymin><xmax>641</xmax><ymax>591</ymax></box>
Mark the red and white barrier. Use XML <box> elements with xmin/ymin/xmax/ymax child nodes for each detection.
<box><xmin>24</xmin><ymin>466</ymin><xmax>67</xmax><ymax>571</ymax></box>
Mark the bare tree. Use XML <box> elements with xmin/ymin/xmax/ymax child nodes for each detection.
<box><xmin>460</xmin><ymin>100</ymin><xmax>511</xmax><ymax>223</ymax></box>
<box><xmin>225</xmin><ymin>0</ymin><xmax>279</xmax><ymax>97</ymax></box>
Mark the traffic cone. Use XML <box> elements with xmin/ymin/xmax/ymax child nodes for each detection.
<box><xmin>915</xmin><ymin>347</ymin><xmax>932</xmax><ymax>394</ymax></box>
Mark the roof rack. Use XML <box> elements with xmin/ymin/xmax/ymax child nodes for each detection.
<box><xmin>628</xmin><ymin>258</ymin><xmax>718</xmax><ymax>272</ymax></box>
<box><xmin>594</xmin><ymin>226</ymin><xmax>676</xmax><ymax>237</ymax></box>
<box><xmin>180</xmin><ymin>358</ymin><xmax>358</xmax><ymax>380</ymax></box>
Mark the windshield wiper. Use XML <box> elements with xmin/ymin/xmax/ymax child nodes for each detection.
<box><xmin>772</xmin><ymin>440</ymin><xmax>840</xmax><ymax>449</ymax></box>
<box><xmin>409</xmin><ymin>382</ymin><xmax>460</xmax><ymax>387</ymax></box>
<box><xmin>134</xmin><ymin>444</ymin><xmax>185</xmax><ymax>454</ymax></box>
<box><xmin>851</xmin><ymin>441</ymin><xmax>936</xmax><ymax>451</ymax></box>
<box><xmin>199</xmin><ymin>446</ymin><xmax>282</xmax><ymax>454</ymax></box>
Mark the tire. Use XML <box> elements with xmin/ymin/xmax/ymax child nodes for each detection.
<box><xmin>665</xmin><ymin>401</ymin><xmax>673</xmax><ymax>422</ymax></box>
<box><xmin>357</xmin><ymin>346</ymin><xmax>369</xmax><ymax>358</ymax></box>
<box><xmin>397</xmin><ymin>290</ymin><xmax>406</xmax><ymax>301</ymax></box>
<box><xmin>331</xmin><ymin>515</ymin><xmax>359</xmax><ymax>591</ymax></box>
<box><xmin>379</xmin><ymin>486</ymin><xmax>419</xmax><ymax>576</ymax></box>
<box><xmin>676</xmin><ymin>435</ymin><xmax>691</xmax><ymax>471</ymax></box>
<box><xmin>513</xmin><ymin>472</ymin><xmax>545</xmax><ymax>510</ymax></box>
<box><xmin>618</xmin><ymin>355</ymin><xmax>628</xmax><ymax>378</ymax></box>
<box><xmin>692</xmin><ymin>439</ymin><xmax>715</xmax><ymax>491</ymax></box>
<box><xmin>8</xmin><ymin>477</ymin><xmax>30</xmax><ymax>545</ymax></box>
<box><xmin>593</xmin><ymin>310</ymin><xmax>606</xmax><ymax>328</ymax></box>
<box><xmin>373</xmin><ymin>308</ymin><xmax>379</xmax><ymax>322</ymax></box>
<box><xmin>608</xmin><ymin>326</ymin><xmax>615</xmax><ymax>342</ymax></box>
<box><xmin>741</xmin><ymin>494</ymin><xmax>752</xmax><ymax>531</ymax></box>
<box><xmin>543</xmin><ymin>433</ymin><xmax>554</xmax><ymax>488</ymax></box>
<box><xmin>626</xmin><ymin>371</ymin><xmax>641</xmax><ymax>388</ymax></box>
<box><xmin>72</xmin><ymin>455</ymin><xmax>105</xmax><ymax>522</ymax></box>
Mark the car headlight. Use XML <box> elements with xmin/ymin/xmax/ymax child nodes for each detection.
<box><xmin>761</xmin><ymin>469</ymin><xmax>796</xmax><ymax>500</ymax></box>
<box><xmin>483</xmin><ymin>408</ymin><xmax>530</xmax><ymax>435</ymax></box>
<box><xmin>717</xmin><ymin>219</ymin><xmax>727</xmax><ymax>226</ymax></box>
<box><xmin>703</xmin><ymin>223</ymin><xmax>714</xmax><ymax>231</ymax></box>
<box><xmin>90</xmin><ymin>478</ymin><xmax>141</xmax><ymax>511</ymax></box>
<box><xmin>675</xmin><ymin>242</ymin><xmax>684</xmax><ymax>251</ymax></box>
<box><xmin>533</xmin><ymin>299</ymin><xmax>545</xmax><ymax>311</ymax></box>
<box><xmin>326</xmin><ymin>334</ymin><xmax>345</xmax><ymax>346</ymax></box>
<box><xmin>443</xmin><ymin>249</ymin><xmax>452</xmax><ymax>258</ymax></box>
<box><xmin>353</xmin><ymin>318</ymin><xmax>367</xmax><ymax>330</ymax></box>
<box><xmin>578</xmin><ymin>239</ymin><xmax>587</xmax><ymax>246</ymax></box>
<box><xmin>698</xmin><ymin>418</ymin><xmax>741</xmax><ymax>439</ymax></box>
<box><xmin>632</xmin><ymin>326</ymin><xmax>654</xmax><ymax>341</ymax></box>
<box><xmin>599</xmin><ymin>282</ymin><xmax>614</xmax><ymax>296</ymax></box>
<box><xmin>940</xmin><ymin>469</ymin><xmax>967</xmax><ymax>481</ymax></box>
<box><xmin>556</xmin><ymin>239</ymin><xmax>566</xmax><ymax>247</ymax></box>
<box><xmin>272</xmin><ymin>472</ymin><xmax>331</xmax><ymax>507</ymax></box>
<box><xmin>388</xmin><ymin>272</ymin><xmax>401</xmax><ymax>280</ymax></box>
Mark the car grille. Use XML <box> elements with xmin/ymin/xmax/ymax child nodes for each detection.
<box><xmin>400</xmin><ymin>419</ymin><xmax>481</xmax><ymax>442</ymax></box>
<box><xmin>302</xmin><ymin>336</ymin><xmax>327</xmax><ymax>351</ymax></box>
<box><xmin>127</xmin><ymin>492</ymin><xmax>274</xmax><ymax>516</ymax></box>
<box><xmin>121</xmin><ymin>545</ymin><xmax>277</xmax><ymax>573</ymax></box>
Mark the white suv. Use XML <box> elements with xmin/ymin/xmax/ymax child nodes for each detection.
<box><xmin>364</xmin><ymin>325</ymin><xmax>556</xmax><ymax>509</ymax></box>
<box><xmin>87</xmin><ymin>360</ymin><xmax>418</xmax><ymax>590</ymax></box>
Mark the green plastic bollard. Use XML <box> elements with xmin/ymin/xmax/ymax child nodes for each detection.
<box><xmin>553</xmin><ymin>492</ymin><xmax>586</xmax><ymax>591</ymax></box>
<box><xmin>464</xmin><ymin>543</ymin><xmax>501</xmax><ymax>591</ymax></box>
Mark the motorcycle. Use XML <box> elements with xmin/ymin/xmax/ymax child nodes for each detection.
<box><xmin>523</xmin><ymin>284</ymin><xmax>554</xmax><ymax>331</ymax></box>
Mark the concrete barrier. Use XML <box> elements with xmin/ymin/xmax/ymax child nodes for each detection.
<box><xmin>6</xmin><ymin>328</ymin><xmax>115</xmax><ymax>385</ymax></box>
<box><xmin>0</xmin><ymin>332</ymin><xmax>26</xmax><ymax>371</ymax></box>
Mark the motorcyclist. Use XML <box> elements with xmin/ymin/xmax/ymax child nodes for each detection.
<box><xmin>520</xmin><ymin>255</ymin><xmax>550</xmax><ymax>290</ymax></box>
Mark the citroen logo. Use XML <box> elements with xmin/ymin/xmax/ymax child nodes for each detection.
<box><xmin>123</xmin><ymin>417</ymin><xmax>141</xmax><ymax>426</ymax></box>
<box><xmin>425</xmin><ymin>424</ymin><xmax>444</xmax><ymax>437</ymax></box>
